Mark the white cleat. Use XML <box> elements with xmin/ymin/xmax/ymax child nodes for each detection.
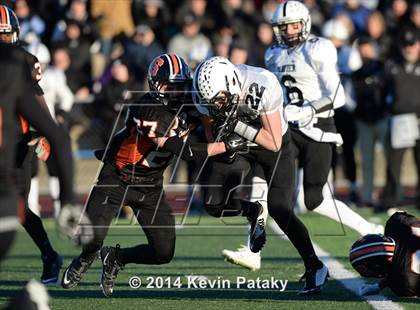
<box><xmin>222</xmin><ymin>245</ymin><xmax>261</xmax><ymax>271</ymax></box>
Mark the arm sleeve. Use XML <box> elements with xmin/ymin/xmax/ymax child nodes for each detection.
<box><xmin>311</xmin><ymin>39</ymin><xmax>345</xmax><ymax>110</ymax></box>
<box><xmin>160</xmin><ymin>136</ymin><xmax>208</xmax><ymax>164</ymax></box>
<box><xmin>17</xmin><ymin>84</ymin><xmax>75</xmax><ymax>204</ymax></box>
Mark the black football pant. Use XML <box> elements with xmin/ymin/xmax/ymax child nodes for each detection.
<box><xmin>201</xmin><ymin>155</ymin><xmax>254</xmax><ymax>217</ymax></box>
<box><xmin>203</xmin><ymin>131</ymin><xmax>320</xmax><ymax>269</ymax></box>
<box><xmin>15</xmin><ymin>144</ymin><xmax>56</xmax><ymax>259</ymax></box>
<box><xmin>80</xmin><ymin>164</ymin><xmax>175</xmax><ymax>265</ymax></box>
<box><xmin>291</xmin><ymin>129</ymin><xmax>333</xmax><ymax>210</ymax></box>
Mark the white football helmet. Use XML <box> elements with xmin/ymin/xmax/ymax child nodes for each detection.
<box><xmin>271</xmin><ymin>1</ymin><xmax>311</xmax><ymax>47</ymax></box>
<box><xmin>193</xmin><ymin>56</ymin><xmax>242</xmax><ymax>115</ymax></box>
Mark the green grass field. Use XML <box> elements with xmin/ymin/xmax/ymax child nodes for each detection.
<box><xmin>1</xmin><ymin>206</ymin><xmax>419</xmax><ymax>309</ymax></box>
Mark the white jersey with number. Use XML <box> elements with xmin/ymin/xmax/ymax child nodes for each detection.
<box><xmin>265</xmin><ymin>35</ymin><xmax>345</xmax><ymax>144</ymax></box>
<box><xmin>195</xmin><ymin>63</ymin><xmax>289</xmax><ymax>137</ymax></box>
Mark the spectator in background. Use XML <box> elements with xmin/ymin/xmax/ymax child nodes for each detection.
<box><xmin>261</xmin><ymin>0</ymin><xmax>278</xmax><ymax>23</ymax></box>
<box><xmin>54</xmin><ymin>21</ymin><xmax>91</xmax><ymax>92</ymax></box>
<box><xmin>213</xmin><ymin>36</ymin><xmax>231</xmax><ymax>58</ymax></box>
<box><xmin>366</xmin><ymin>11</ymin><xmax>392</xmax><ymax>62</ymax></box>
<box><xmin>93</xmin><ymin>59</ymin><xmax>140</xmax><ymax>146</ymax></box>
<box><xmin>167</xmin><ymin>13</ymin><xmax>211</xmax><ymax>62</ymax></box>
<box><xmin>211</xmin><ymin>20</ymin><xmax>234</xmax><ymax>56</ymax></box>
<box><xmin>381</xmin><ymin>28</ymin><xmax>420</xmax><ymax>212</ymax></box>
<box><xmin>303</xmin><ymin>0</ymin><xmax>330</xmax><ymax>35</ymax></box>
<box><xmin>251</xmin><ymin>22</ymin><xmax>273</xmax><ymax>67</ymax></box>
<box><xmin>132</xmin><ymin>0</ymin><xmax>172</xmax><ymax>47</ymax></box>
<box><xmin>409</xmin><ymin>3</ymin><xmax>420</xmax><ymax>29</ymax></box>
<box><xmin>220</xmin><ymin>0</ymin><xmax>260</xmax><ymax>49</ymax></box>
<box><xmin>177</xmin><ymin>0</ymin><xmax>216</xmax><ymax>37</ymax></box>
<box><xmin>53</xmin><ymin>47</ymin><xmax>90</xmax><ymax>100</ymax></box>
<box><xmin>385</xmin><ymin>0</ymin><xmax>410</xmax><ymax>38</ymax></box>
<box><xmin>352</xmin><ymin>37</ymin><xmax>389</xmax><ymax>208</ymax></box>
<box><xmin>332</xmin><ymin>0</ymin><xmax>371</xmax><ymax>35</ymax></box>
<box><xmin>90</xmin><ymin>0</ymin><xmax>134</xmax><ymax>58</ymax></box>
<box><xmin>51</xmin><ymin>0</ymin><xmax>99</xmax><ymax>44</ymax></box>
<box><xmin>122</xmin><ymin>24</ymin><xmax>163</xmax><ymax>84</ymax></box>
<box><xmin>187</xmin><ymin>44</ymin><xmax>211</xmax><ymax>70</ymax></box>
<box><xmin>228</xmin><ymin>40</ymin><xmax>249</xmax><ymax>65</ymax></box>
<box><xmin>14</xmin><ymin>0</ymin><xmax>45</xmax><ymax>39</ymax></box>
<box><xmin>323</xmin><ymin>18</ymin><xmax>362</xmax><ymax>205</ymax></box>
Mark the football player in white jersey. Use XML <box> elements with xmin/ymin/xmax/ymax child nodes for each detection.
<box><xmin>222</xmin><ymin>0</ymin><xmax>383</xmax><ymax>274</ymax></box>
<box><xmin>194</xmin><ymin>56</ymin><xmax>329</xmax><ymax>295</ymax></box>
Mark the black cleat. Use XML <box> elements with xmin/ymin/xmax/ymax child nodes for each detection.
<box><xmin>299</xmin><ymin>262</ymin><xmax>329</xmax><ymax>295</ymax></box>
<box><xmin>246</xmin><ymin>201</ymin><xmax>266</xmax><ymax>253</ymax></box>
<box><xmin>61</xmin><ymin>255</ymin><xmax>95</xmax><ymax>289</ymax></box>
<box><xmin>41</xmin><ymin>253</ymin><xmax>63</xmax><ymax>285</ymax></box>
<box><xmin>100</xmin><ymin>245</ymin><xmax>124</xmax><ymax>297</ymax></box>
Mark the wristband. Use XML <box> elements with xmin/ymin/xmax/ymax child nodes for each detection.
<box><xmin>233</xmin><ymin>120</ymin><xmax>259</xmax><ymax>141</ymax></box>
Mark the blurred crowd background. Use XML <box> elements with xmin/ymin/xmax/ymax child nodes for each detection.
<box><xmin>2</xmin><ymin>0</ymin><xmax>419</xmax><ymax>211</ymax></box>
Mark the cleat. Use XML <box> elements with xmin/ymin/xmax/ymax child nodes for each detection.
<box><xmin>100</xmin><ymin>245</ymin><xmax>124</xmax><ymax>297</ymax></box>
<box><xmin>61</xmin><ymin>255</ymin><xmax>95</xmax><ymax>289</ymax></box>
<box><xmin>246</xmin><ymin>201</ymin><xmax>266</xmax><ymax>253</ymax></box>
<box><xmin>299</xmin><ymin>262</ymin><xmax>329</xmax><ymax>295</ymax></box>
<box><xmin>222</xmin><ymin>245</ymin><xmax>261</xmax><ymax>271</ymax></box>
<box><xmin>41</xmin><ymin>254</ymin><xmax>63</xmax><ymax>285</ymax></box>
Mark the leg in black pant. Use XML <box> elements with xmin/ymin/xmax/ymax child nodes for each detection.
<box><xmin>201</xmin><ymin>156</ymin><xmax>254</xmax><ymax>218</ymax></box>
<box><xmin>252</xmin><ymin>140</ymin><xmax>321</xmax><ymax>271</ymax></box>
<box><xmin>118</xmin><ymin>201</ymin><xmax>176</xmax><ymax>265</ymax></box>
<box><xmin>19</xmin><ymin>146</ymin><xmax>62</xmax><ymax>284</ymax></box>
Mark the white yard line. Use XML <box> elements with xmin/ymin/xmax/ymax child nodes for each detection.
<box><xmin>268</xmin><ymin>220</ymin><xmax>404</xmax><ymax>310</ymax></box>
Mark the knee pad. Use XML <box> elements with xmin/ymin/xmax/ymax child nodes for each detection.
<box><xmin>304</xmin><ymin>185</ymin><xmax>324</xmax><ymax>211</ymax></box>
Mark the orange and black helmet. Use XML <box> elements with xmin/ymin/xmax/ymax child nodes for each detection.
<box><xmin>147</xmin><ymin>54</ymin><xmax>192</xmax><ymax>110</ymax></box>
<box><xmin>350</xmin><ymin>234</ymin><xmax>395</xmax><ymax>278</ymax></box>
<box><xmin>0</xmin><ymin>5</ymin><xmax>20</xmax><ymax>43</ymax></box>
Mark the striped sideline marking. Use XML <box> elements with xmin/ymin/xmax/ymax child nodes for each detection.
<box><xmin>268</xmin><ymin>220</ymin><xmax>403</xmax><ymax>310</ymax></box>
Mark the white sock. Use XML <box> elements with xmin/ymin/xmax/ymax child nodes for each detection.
<box><xmin>295</xmin><ymin>168</ymin><xmax>306</xmax><ymax>214</ymax></box>
<box><xmin>28</xmin><ymin>177</ymin><xmax>40</xmax><ymax>216</ymax></box>
<box><xmin>314</xmin><ymin>198</ymin><xmax>375</xmax><ymax>235</ymax></box>
<box><xmin>49</xmin><ymin>177</ymin><xmax>61</xmax><ymax>218</ymax></box>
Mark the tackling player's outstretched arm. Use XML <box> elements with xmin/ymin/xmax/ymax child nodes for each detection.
<box><xmin>152</xmin><ymin>135</ymin><xmax>227</xmax><ymax>162</ymax></box>
<box><xmin>17</xmin><ymin>85</ymin><xmax>74</xmax><ymax>205</ymax></box>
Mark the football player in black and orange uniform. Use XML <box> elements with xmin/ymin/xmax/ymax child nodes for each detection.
<box><xmin>61</xmin><ymin>54</ymin><xmax>245</xmax><ymax>297</ymax></box>
<box><xmin>0</xmin><ymin>40</ymin><xmax>92</xmax><ymax>310</ymax></box>
<box><xmin>0</xmin><ymin>4</ymin><xmax>63</xmax><ymax>284</ymax></box>
<box><xmin>350</xmin><ymin>211</ymin><xmax>420</xmax><ymax>297</ymax></box>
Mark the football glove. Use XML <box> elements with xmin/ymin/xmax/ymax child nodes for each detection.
<box><xmin>222</xmin><ymin>132</ymin><xmax>248</xmax><ymax>153</ymax></box>
<box><xmin>235</xmin><ymin>104</ymin><xmax>259</xmax><ymax>122</ymax></box>
<box><xmin>359</xmin><ymin>283</ymin><xmax>381</xmax><ymax>296</ymax></box>
<box><xmin>284</xmin><ymin>103</ymin><xmax>315</xmax><ymax>127</ymax></box>
<box><xmin>57</xmin><ymin>204</ymin><xmax>94</xmax><ymax>246</ymax></box>
<box><xmin>28</xmin><ymin>137</ymin><xmax>51</xmax><ymax>161</ymax></box>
